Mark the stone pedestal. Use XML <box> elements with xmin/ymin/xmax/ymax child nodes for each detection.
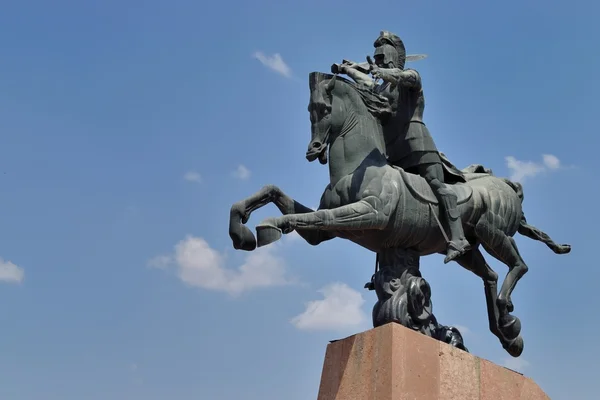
<box><xmin>317</xmin><ymin>323</ymin><xmax>549</xmax><ymax>400</ymax></box>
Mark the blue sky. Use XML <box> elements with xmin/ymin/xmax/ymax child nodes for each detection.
<box><xmin>0</xmin><ymin>0</ymin><xmax>598</xmax><ymax>399</ymax></box>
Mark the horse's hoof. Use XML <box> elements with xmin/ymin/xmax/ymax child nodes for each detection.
<box><xmin>229</xmin><ymin>224</ymin><xmax>257</xmax><ymax>251</ymax></box>
<box><xmin>256</xmin><ymin>224</ymin><xmax>282</xmax><ymax>247</ymax></box>
<box><xmin>499</xmin><ymin>314</ymin><xmax>522</xmax><ymax>340</ymax></box>
<box><xmin>503</xmin><ymin>335</ymin><xmax>524</xmax><ymax>358</ymax></box>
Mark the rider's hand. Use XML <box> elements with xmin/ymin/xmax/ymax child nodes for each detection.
<box><xmin>371</xmin><ymin>65</ymin><xmax>386</xmax><ymax>80</ymax></box>
<box><xmin>367</xmin><ymin>55</ymin><xmax>384</xmax><ymax>80</ymax></box>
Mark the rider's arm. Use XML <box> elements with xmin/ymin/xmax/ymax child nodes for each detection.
<box><xmin>342</xmin><ymin>66</ymin><xmax>375</xmax><ymax>88</ymax></box>
<box><xmin>383</xmin><ymin>69</ymin><xmax>421</xmax><ymax>89</ymax></box>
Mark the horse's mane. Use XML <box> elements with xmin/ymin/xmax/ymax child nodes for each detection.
<box><xmin>308</xmin><ymin>72</ymin><xmax>392</xmax><ymax>121</ymax></box>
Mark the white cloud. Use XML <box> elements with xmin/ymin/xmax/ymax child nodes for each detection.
<box><xmin>183</xmin><ymin>171</ymin><xmax>202</xmax><ymax>184</ymax></box>
<box><xmin>252</xmin><ymin>51</ymin><xmax>292</xmax><ymax>78</ymax></box>
<box><xmin>291</xmin><ymin>283</ymin><xmax>367</xmax><ymax>331</ymax></box>
<box><xmin>232</xmin><ymin>164</ymin><xmax>251</xmax><ymax>180</ymax></box>
<box><xmin>503</xmin><ymin>357</ymin><xmax>530</xmax><ymax>373</ymax></box>
<box><xmin>505</xmin><ymin>157</ymin><xmax>545</xmax><ymax>182</ymax></box>
<box><xmin>0</xmin><ymin>258</ymin><xmax>24</xmax><ymax>283</ymax></box>
<box><xmin>542</xmin><ymin>154</ymin><xmax>561</xmax><ymax>170</ymax></box>
<box><xmin>148</xmin><ymin>236</ymin><xmax>295</xmax><ymax>296</ymax></box>
<box><xmin>505</xmin><ymin>154</ymin><xmax>562</xmax><ymax>183</ymax></box>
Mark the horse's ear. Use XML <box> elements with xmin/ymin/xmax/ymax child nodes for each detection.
<box><xmin>325</xmin><ymin>75</ymin><xmax>337</xmax><ymax>94</ymax></box>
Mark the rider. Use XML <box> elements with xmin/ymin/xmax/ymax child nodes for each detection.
<box><xmin>337</xmin><ymin>31</ymin><xmax>471</xmax><ymax>264</ymax></box>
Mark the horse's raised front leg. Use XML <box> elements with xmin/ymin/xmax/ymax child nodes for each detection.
<box><xmin>255</xmin><ymin>196</ymin><xmax>390</xmax><ymax>247</ymax></box>
<box><xmin>229</xmin><ymin>184</ymin><xmax>334</xmax><ymax>251</ymax></box>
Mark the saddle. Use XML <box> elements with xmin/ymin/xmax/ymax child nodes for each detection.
<box><xmin>394</xmin><ymin>167</ymin><xmax>473</xmax><ymax>206</ymax></box>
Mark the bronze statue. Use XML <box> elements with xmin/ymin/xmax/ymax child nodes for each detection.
<box><xmin>229</xmin><ymin>35</ymin><xmax>571</xmax><ymax>358</ymax></box>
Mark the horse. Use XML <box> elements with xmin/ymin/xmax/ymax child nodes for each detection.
<box><xmin>228</xmin><ymin>71</ymin><xmax>570</xmax><ymax>357</ymax></box>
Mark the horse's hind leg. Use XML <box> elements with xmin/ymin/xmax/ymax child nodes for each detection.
<box><xmin>497</xmin><ymin>237</ymin><xmax>529</xmax><ymax>314</ymax></box>
<box><xmin>475</xmin><ymin>214</ymin><xmax>528</xmax><ymax>341</ymax></box>
<box><xmin>455</xmin><ymin>247</ymin><xmax>524</xmax><ymax>357</ymax></box>
<box><xmin>481</xmin><ymin>235</ymin><xmax>528</xmax><ymax>316</ymax></box>
<box><xmin>454</xmin><ymin>247</ymin><xmax>500</xmax><ymax>336</ymax></box>
<box><xmin>475</xmin><ymin>212</ymin><xmax>529</xmax><ymax>312</ymax></box>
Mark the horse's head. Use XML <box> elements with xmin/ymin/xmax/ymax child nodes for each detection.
<box><xmin>306</xmin><ymin>71</ymin><xmax>392</xmax><ymax>165</ymax></box>
<box><xmin>306</xmin><ymin>72</ymin><xmax>344</xmax><ymax>164</ymax></box>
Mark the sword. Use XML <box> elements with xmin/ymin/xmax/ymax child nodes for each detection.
<box><xmin>331</xmin><ymin>54</ymin><xmax>428</xmax><ymax>75</ymax></box>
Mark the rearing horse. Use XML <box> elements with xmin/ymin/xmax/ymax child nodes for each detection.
<box><xmin>229</xmin><ymin>72</ymin><xmax>570</xmax><ymax>357</ymax></box>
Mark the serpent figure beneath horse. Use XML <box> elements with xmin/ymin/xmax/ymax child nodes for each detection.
<box><xmin>229</xmin><ymin>70</ymin><xmax>570</xmax><ymax>357</ymax></box>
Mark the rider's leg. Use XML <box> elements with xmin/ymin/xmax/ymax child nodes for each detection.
<box><xmin>418</xmin><ymin>162</ymin><xmax>471</xmax><ymax>263</ymax></box>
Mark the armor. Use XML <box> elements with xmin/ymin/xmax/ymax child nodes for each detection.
<box><xmin>372</xmin><ymin>31</ymin><xmax>471</xmax><ymax>263</ymax></box>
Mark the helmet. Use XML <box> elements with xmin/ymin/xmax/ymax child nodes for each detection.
<box><xmin>373</xmin><ymin>31</ymin><xmax>406</xmax><ymax>70</ymax></box>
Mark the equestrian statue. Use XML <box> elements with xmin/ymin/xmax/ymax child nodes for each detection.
<box><xmin>229</xmin><ymin>31</ymin><xmax>571</xmax><ymax>357</ymax></box>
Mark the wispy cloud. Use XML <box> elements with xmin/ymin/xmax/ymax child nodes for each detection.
<box><xmin>0</xmin><ymin>258</ymin><xmax>24</xmax><ymax>284</ymax></box>
<box><xmin>232</xmin><ymin>164</ymin><xmax>251</xmax><ymax>180</ymax></box>
<box><xmin>505</xmin><ymin>153</ymin><xmax>563</xmax><ymax>183</ymax></box>
<box><xmin>252</xmin><ymin>51</ymin><xmax>292</xmax><ymax>78</ymax></box>
<box><xmin>542</xmin><ymin>154</ymin><xmax>560</xmax><ymax>169</ymax></box>
<box><xmin>291</xmin><ymin>283</ymin><xmax>367</xmax><ymax>331</ymax></box>
<box><xmin>183</xmin><ymin>171</ymin><xmax>202</xmax><ymax>184</ymax></box>
<box><xmin>148</xmin><ymin>235</ymin><xmax>296</xmax><ymax>297</ymax></box>
<box><xmin>503</xmin><ymin>357</ymin><xmax>530</xmax><ymax>373</ymax></box>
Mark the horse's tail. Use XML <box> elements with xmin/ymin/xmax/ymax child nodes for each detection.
<box><xmin>503</xmin><ymin>178</ymin><xmax>572</xmax><ymax>255</ymax></box>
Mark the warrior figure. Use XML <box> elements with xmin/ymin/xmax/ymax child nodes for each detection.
<box><xmin>335</xmin><ymin>31</ymin><xmax>470</xmax><ymax>263</ymax></box>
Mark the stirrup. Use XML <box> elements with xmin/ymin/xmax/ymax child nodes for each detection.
<box><xmin>444</xmin><ymin>240</ymin><xmax>471</xmax><ymax>264</ymax></box>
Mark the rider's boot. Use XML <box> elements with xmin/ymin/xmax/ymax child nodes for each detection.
<box><xmin>437</xmin><ymin>187</ymin><xmax>471</xmax><ymax>263</ymax></box>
